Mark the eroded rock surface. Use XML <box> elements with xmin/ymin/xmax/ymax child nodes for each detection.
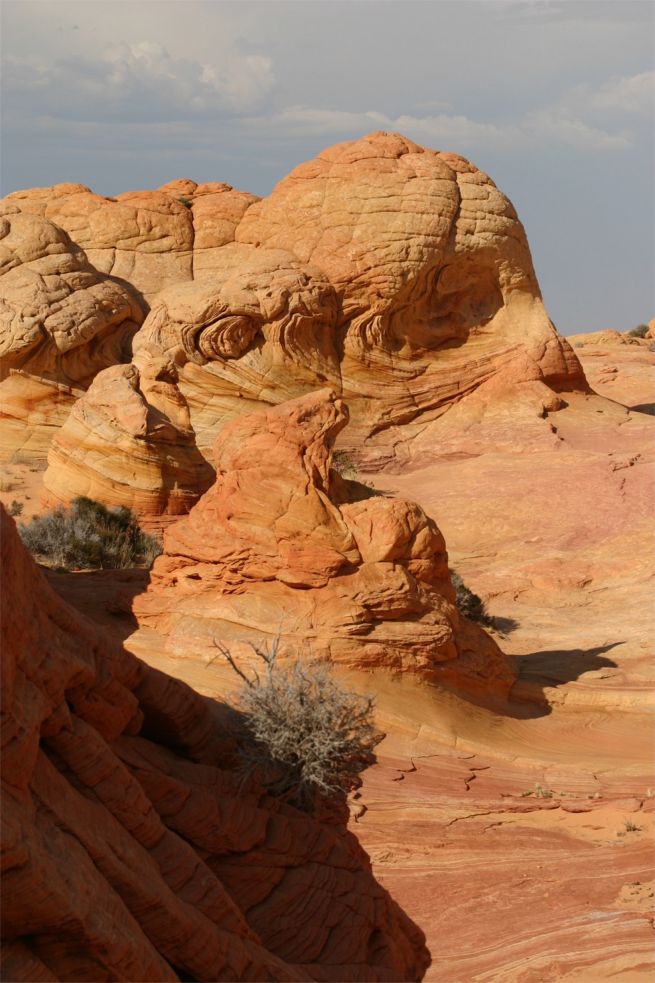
<box><xmin>0</xmin><ymin>505</ymin><xmax>429</xmax><ymax>982</ymax></box>
<box><xmin>0</xmin><ymin>206</ymin><xmax>143</xmax><ymax>462</ymax></box>
<box><xmin>134</xmin><ymin>390</ymin><xmax>514</xmax><ymax>699</ymax></box>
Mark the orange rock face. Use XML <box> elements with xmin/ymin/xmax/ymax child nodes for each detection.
<box><xmin>0</xmin><ymin>504</ymin><xmax>429</xmax><ymax>982</ymax></box>
<box><xmin>135</xmin><ymin>390</ymin><xmax>514</xmax><ymax>699</ymax></box>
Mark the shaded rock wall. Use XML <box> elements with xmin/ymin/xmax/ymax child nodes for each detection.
<box><xmin>0</xmin><ymin>506</ymin><xmax>429</xmax><ymax>982</ymax></box>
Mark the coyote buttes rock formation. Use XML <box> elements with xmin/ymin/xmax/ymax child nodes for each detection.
<box><xmin>135</xmin><ymin>390</ymin><xmax>514</xmax><ymax>699</ymax></box>
<box><xmin>0</xmin><ymin>504</ymin><xmax>428</xmax><ymax>982</ymax></box>
<box><xmin>0</xmin><ymin>206</ymin><xmax>143</xmax><ymax>462</ymax></box>
<box><xmin>20</xmin><ymin>131</ymin><xmax>590</xmax><ymax>520</ymax></box>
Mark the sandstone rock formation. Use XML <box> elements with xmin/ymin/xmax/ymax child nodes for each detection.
<box><xmin>0</xmin><ymin>503</ymin><xmax>429</xmax><ymax>982</ymax></box>
<box><xmin>5</xmin><ymin>179</ymin><xmax>259</xmax><ymax>305</ymax></box>
<box><xmin>27</xmin><ymin>131</ymin><xmax>591</xmax><ymax>521</ymax></box>
<box><xmin>0</xmin><ymin>205</ymin><xmax>143</xmax><ymax>463</ymax></box>
<box><xmin>135</xmin><ymin>390</ymin><xmax>514</xmax><ymax>700</ymax></box>
<box><xmin>42</xmin><ymin>352</ymin><xmax>214</xmax><ymax>527</ymax></box>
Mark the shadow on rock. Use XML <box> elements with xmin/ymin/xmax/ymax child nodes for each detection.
<box><xmin>44</xmin><ymin>566</ymin><xmax>150</xmax><ymax>643</ymax></box>
<box><xmin>629</xmin><ymin>402</ymin><xmax>655</xmax><ymax>416</ymax></box>
<box><xmin>507</xmin><ymin>642</ymin><xmax>621</xmax><ymax>718</ymax></box>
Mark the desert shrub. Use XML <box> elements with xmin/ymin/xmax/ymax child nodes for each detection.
<box><xmin>451</xmin><ymin>571</ymin><xmax>489</xmax><ymax>623</ymax></box>
<box><xmin>8</xmin><ymin>500</ymin><xmax>23</xmax><ymax>517</ymax></box>
<box><xmin>628</xmin><ymin>324</ymin><xmax>649</xmax><ymax>338</ymax></box>
<box><xmin>332</xmin><ymin>448</ymin><xmax>357</xmax><ymax>478</ymax></box>
<box><xmin>177</xmin><ymin>196</ymin><xmax>193</xmax><ymax>209</ymax></box>
<box><xmin>18</xmin><ymin>496</ymin><xmax>162</xmax><ymax>569</ymax></box>
<box><xmin>211</xmin><ymin>638</ymin><xmax>383</xmax><ymax>811</ymax></box>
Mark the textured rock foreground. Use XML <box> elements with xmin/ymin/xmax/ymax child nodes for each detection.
<box><xmin>135</xmin><ymin>389</ymin><xmax>514</xmax><ymax>700</ymax></box>
<box><xmin>0</xmin><ymin>506</ymin><xmax>429</xmax><ymax>982</ymax></box>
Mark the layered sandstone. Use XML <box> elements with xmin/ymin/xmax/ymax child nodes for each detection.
<box><xmin>42</xmin><ymin>353</ymin><xmax>214</xmax><ymax>527</ymax></box>
<box><xmin>0</xmin><ymin>206</ymin><xmax>143</xmax><ymax>463</ymax></box>
<box><xmin>5</xmin><ymin>179</ymin><xmax>259</xmax><ymax>305</ymax></box>
<box><xmin>134</xmin><ymin>390</ymin><xmax>514</xmax><ymax>700</ymax></box>
<box><xmin>0</xmin><ymin>504</ymin><xmax>429</xmax><ymax>982</ymax></box>
<box><xmin>33</xmin><ymin>131</ymin><xmax>591</xmax><ymax>520</ymax></box>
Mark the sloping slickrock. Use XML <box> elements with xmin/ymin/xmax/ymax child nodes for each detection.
<box><xmin>0</xmin><ymin>206</ymin><xmax>143</xmax><ymax>463</ymax></box>
<box><xmin>0</xmin><ymin>504</ymin><xmax>429</xmax><ymax>982</ymax></box>
<box><xmin>568</xmin><ymin>330</ymin><xmax>655</xmax><ymax>412</ymax></box>
<box><xmin>135</xmin><ymin>390</ymin><xmax>514</xmax><ymax>700</ymax></box>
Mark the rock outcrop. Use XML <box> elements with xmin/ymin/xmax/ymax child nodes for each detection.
<box><xmin>135</xmin><ymin>390</ymin><xmax>514</xmax><ymax>699</ymax></box>
<box><xmin>0</xmin><ymin>206</ymin><xmax>143</xmax><ymax>463</ymax></box>
<box><xmin>5</xmin><ymin>179</ymin><xmax>259</xmax><ymax>306</ymax></box>
<box><xmin>28</xmin><ymin>131</ymin><xmax>590</xmax><ymax>521</ymax></box>
<box><xmin>0</xmin><ymin>503</ymin><xmax>429</xmax><ymax>981</ymax></box>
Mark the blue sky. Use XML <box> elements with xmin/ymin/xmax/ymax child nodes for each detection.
<box><xmin>2</xmin><ymin>0</ymin><xmax>653</xmax><ymax>334</ymax></box>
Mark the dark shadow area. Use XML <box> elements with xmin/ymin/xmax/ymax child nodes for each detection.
<box><xmin>45</xmin><ymin>567</ymin><xmax>149</xmax><ymax>643</ymax></box>
<box><xmin>629</xmin><ymin>402</ymin><xmax>655</xmax><ymax>416</ymax></box>
<box><xmin>488</xmin><ymin>615</ymin><xmax>520</xmax><ymax>636</ymax></box>
<box><xmin>506</xmin><ymin>642</ymin><xmax>621</xmax><ymax>719</ymax></box>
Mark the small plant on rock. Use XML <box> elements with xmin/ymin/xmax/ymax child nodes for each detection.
<box><xmin>18</xmin><ymin>496</ymin><xmax>162</xmax><ymax>570</ymax></box>
<box><xmin>210</xmin><ymin>637</ymin><xmax>383</xmax><ymax>811</ymax></box>
<box><xmin>8</xmin><ymin>500</ymin><xmax>23</xmax><ymax>517</ymax></box>
<box><xmin>627</xmin><ymin>324</ymin><xmax>649</xmax><ymax>339</ymax></box>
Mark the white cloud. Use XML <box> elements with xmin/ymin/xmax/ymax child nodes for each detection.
<box><xmin>4</xmin><ymin>40</ymin><xmax>275</xmax><ymax>121</ymax></box>
<box><xmin>241</xmin><ymin>103</ymin><xmax>632</xmax><ymax>154</ymax></box>
<box><xmin>567</xmin><ymin>71</ymin><xmax>654</xmax><ymax>119</ymax></box>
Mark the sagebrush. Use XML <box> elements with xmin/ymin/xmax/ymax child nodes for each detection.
<box><xmin>18</xmin><ymin>496</ymin><xmax>162</xmax><ymax>569</ymax></box>
<box><xmin>628</xmin><ymin>323</ymin><xmax>649</xmax><ymax>339</ymax></box>
<box><xmin>212</xmin><ymin>638</ymin><xmax>383</xmax><ymax>811</ymax></box>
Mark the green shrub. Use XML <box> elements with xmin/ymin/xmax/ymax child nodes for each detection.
<box><xmin>8</xmin><ymin>500</ymin><xmax>23</xmax><ymax>517</ymax></box>
<box><xmin>211</xmin><ymin>638</ymin><xmax>383</xmax><ymax>811</ymax></box>
<box><xmin>628</xmin><ymin>324</ymin><xmax>649</xmax><ymax>338</ymax></box>
<box><xmin>177</xmin><ymin>196</ymin><xmax>193</xmax><ymax>209</ymax></box>
<box><xmin>18</xmin><ymin>497</ymin><xmax>162</xmax><ymax>569</ymax></box>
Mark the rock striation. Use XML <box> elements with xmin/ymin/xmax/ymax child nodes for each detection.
<box><xmin>0</xmin><ymin>503</ymin><xmax>429</xmax><ymax>982</ymax></box>
<box><xmin>42</xmin><ymin>352</ymin><xmax>214</xmax><ymax>527</ymax></box>
<box><xmin>135</xmin><ymin>390</ymin><xmax>514</xmax><ymax>699</ymax></box>
<box><xmin>0</xmin><ymin>205</ymin><xmax>143</xmax><ymax>463</ymax></box>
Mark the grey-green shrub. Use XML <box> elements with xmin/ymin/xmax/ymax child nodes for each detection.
<box><xmin>213</xmin><ymin>638</ymin><xmax>383</xmax><ymax>811</ymax></box>
<box><xmin>19</xmin><ymin>496</ymin><xmax>162</xmax><ymax>569</ymax></box>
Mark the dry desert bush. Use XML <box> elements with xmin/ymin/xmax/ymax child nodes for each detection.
<box><xmin>211</xmin><ymin>637</ymin><xmax>383</xmax><ymax>811</ymax></box>
<box><xmin>18</xmin><ymin>496</ymin><xmax>162</xmax><ymax>570</ymax></box>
